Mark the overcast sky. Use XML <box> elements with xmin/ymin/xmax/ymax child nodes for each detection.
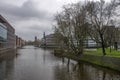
<box><xmin>0</xmin><ymin>0</ymin><xmax>111</xmax><ymax>41</ymax></box>
<box><xmin>0</xmin><ymin>0</ymin><xmax>82</xmax><ymax>41</ymax></box>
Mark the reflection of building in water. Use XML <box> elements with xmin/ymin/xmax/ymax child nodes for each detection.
<box><xmin>53</xmin><ymin>62</ymin><xmax>120</xmax><ymax>80</ymax></box>
<box><xmin>77</xmin><ymin>64</ymin><xmax>120</xmax><ymax>80</ymax></box>
<box><xmin>0</xmin><ymin>61</ymin><xmax>6</xmax><ymax>80</ymax></box>
<box><xmin>0</xmin><ymin>58</ymin><xmax>14</xmax><ymax>80</ymax></box>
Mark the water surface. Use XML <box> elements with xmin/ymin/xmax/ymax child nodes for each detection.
<box><xmin>0</xmin><ymin>46</ymin><xmax>120</xmax><ymax>80</ymax></box>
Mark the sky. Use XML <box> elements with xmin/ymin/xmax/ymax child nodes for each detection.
<box><xmin>0</xmin><ymin>0</ymin><xmax>81</xmax><ymax>41</ymax></box>
<box><xmin>0</xmin><ymin>0</ymin><xmax>110</xmax><ymax>41</ymax></box>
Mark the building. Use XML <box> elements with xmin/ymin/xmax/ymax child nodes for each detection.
<box><xmin>34</xmin><ymin>36</ymin><xmax>39</xmax><ymax>47</ymax></box>
<box><xmin>0</xmin><ymin>22</ymin><xmax>7</xmax><ymax>48</ymax></box>
<box><xmin>15</xmin><ymin>35</ymin><xmax>19</xmax><ymax>48</ymax></box>
<box><xmin>15</xmin><ymin>35</ymin><xmax>25</xmax><ymax>48</ymax></box>
<box><xmin>84</xmin><ymin>37</ymin><xmax>100</xmax><ymax>48</ymax></box>
<box><xmin>0</xmin><ymin>15</ymin><xmax>15</xmax><ymax>49</ymax></box>
<box><xmin>40</xmin><ymin>33</ymin><xmax>99</xmax><ymax>48</ymax></box>
<box><xmin>40</xmin><ymin>34</ymin><xmax>58</xmax><ymax>48</ymax></box>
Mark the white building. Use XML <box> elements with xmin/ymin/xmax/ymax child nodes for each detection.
<box><xmin>40</xmin><ymin>34</ymin><xmax>58</xmax><ymax>48</ymax></box>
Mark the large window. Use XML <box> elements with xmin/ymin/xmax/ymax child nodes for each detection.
<box><xmin>0</xmin><ymin>23</ymin><xmax>7</xmax><ymax>42</ymax></box>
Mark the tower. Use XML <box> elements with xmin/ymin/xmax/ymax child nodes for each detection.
<box><xmin>34</xmin><ymin>36</ymin><xmax>38</xmax><ymax>47</ymax></box>
<box><xmin>43</xmin><ymin>32</ymin><xmax>46</xmax><ymax>47</ymax></box>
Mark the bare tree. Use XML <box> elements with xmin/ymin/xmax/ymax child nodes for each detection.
<box><xmin>86</xmin><ymin>0</ymin><xmax>119</xmax><ymax>55</ymax></box>
<box><xmin>54</xmin><ymin>0</ymin><xmax>119</xmax><ymax>56</ymax></box>
<box><xmin>55</xmin><ymin>3</ymin><xmax>88</xmax><ymax>55</ymax></box>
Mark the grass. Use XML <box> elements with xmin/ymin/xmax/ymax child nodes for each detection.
<box><xmin>85</xmin><ymin>48</ymin><xmax>120</xmax><ymax>58</ymax></box>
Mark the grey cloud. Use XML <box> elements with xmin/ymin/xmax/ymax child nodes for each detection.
<box><xmin>0</xmin><ymin>0</ymin><xmax>64</xmax><ymax>40</ymax></box>
<box><xmin>0</xmin><ymin>0</ymin><xmax>52</xmax><ymax>21</ymax></box>
<box><xmin>16</xmin><ymin>25</ymin><xmax>53</xmax><ymax>40</ymax></box>
<box><xmin>29</xmin><ymin>25</ymin><xmax>52</xmax><ymax>32</ymax></box>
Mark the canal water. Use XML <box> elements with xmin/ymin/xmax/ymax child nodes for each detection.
<box><xmin>0</xmin><ymin>46</ymin><xmax>120</xmax><ymax>80</ymax></box>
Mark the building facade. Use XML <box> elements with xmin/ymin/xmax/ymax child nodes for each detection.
<box><xmin>0</xmin><ymin>23</ymin><xmax>7</xmax><ymax>48</ymax></box>
<box><xmin>40</xmin><ymin>33</ymin><xmax>100</xmax><ymax>48</ymax></box>
<box><xmin>40</xmin><ymin>34</ymin><xmax>58</xmax><ymax>48</ymax></box>
<box><xmin>15</xmin><ymin>35</ymin><xmax>25</xmax><ymax>48</ymax></box>
<box><xmin>0</xmin><ymin>15</ymin><xmax>15</xmax><ymax>49</ymax></box>
<box><xmin>34</xmin><ymin>36</ymin><xmax>39</xmax><ymax>47</ymax></box>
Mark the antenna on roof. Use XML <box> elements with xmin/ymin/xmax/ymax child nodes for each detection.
<box><xmin>43</xmin><ymin>32</ymin><xmax>46</xmax><ymax>48</ymax></box>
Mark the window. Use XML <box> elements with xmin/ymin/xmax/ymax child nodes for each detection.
<box><xmin>0</xmin><ymin>24</ymin><xmax>7</xmax><ymax>42</ymax></box>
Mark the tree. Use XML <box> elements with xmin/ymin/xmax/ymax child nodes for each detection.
<box><xmin>86</xmin><ymin>0</ymin><xmax>119</xmax><ymax>55</ymax></box>
<box><xmin>55</xmin><ymin>3</ymin><xmax>88</xmax><ymax>55</ymax></box>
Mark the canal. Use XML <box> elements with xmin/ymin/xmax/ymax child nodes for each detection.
<box><xmin>0</xmin><ymin>46</ymin><xmax>120</xmax><ymax>80</ymax></box>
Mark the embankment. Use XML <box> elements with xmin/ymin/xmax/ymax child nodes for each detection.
<box><xmin>64</xmin><ymin>54</ymin><xmax>120</xmax><ymax>72</ymax></box>
<box><xmin>0</xmin><ymin>48</ymin><xmax>16</xmax><ymax>59</ymax></box>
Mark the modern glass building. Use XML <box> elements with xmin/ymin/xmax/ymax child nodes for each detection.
<box><xmin>0</xmin><ymin>15</ymin><xmax>15</xmax><ymax>49</ymax></box>
<box><xmin>0</xmin><ymin>23</ymin><xmax>7</xmax><ymax>48</ymax></box>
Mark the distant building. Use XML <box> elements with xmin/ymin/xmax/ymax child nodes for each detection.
<box><xmin>34</xmin><ymin>36</ymin><xmax>39</xmax><ymax>47</ymax></box>
<box><xmin>15</xmin><ymin>35</ymin><xmax>25</xmax><ymax>48</ymax></box>
<box><xmin>84</xmin><ymin>37</ymin><xmax>100</xmax><ymax>48</ymax></box>
<box><xmin>40</xmin><ymin>33</ymin><xmax>99</xmax><ymax>48</ymax></box>
<box><xmin>40</xmin><ymin>34</ymin><xmax>58</xmax><ymax>48</ymax></box>
<box><xmin>15</xmin><ymin>35</ymin><xmax>19</xmax><ymax>48</ymax></box>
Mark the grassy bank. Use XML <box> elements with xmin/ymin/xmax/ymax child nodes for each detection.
<box><xmin>63</xmin><ymin>53</ymin><xmax>120</xmax><ymax>72</ymax></box>
<box><xmin>85</xmin><ymin>48</ymin><xmax>120</xmax><ymax>58</ymax></box>
<box><xmin>54</xmin><ymin>48</ymin><xmax>120</xmax><ymax>71</ymax></box>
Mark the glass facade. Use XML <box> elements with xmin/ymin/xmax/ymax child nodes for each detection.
<box><xmin>0</xmin><ymin>15</ymin><xmax>15</xmax><ymax>49</ymax></box>
<box><xmin>0</xmin><ymin>23</ymin><xmax>7</xmax><ymax>42</ymax></box>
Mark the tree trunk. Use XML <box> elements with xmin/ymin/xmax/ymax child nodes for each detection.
<box><xmin>62</xmin><ymin>57</ymin><xmax>64</xmax><ymax>64</ymax></box>
<box><xmin>110</xmin><ymin>41</ymin><xmax>112</xmax><ymax>53</ymax></box>
<box><xmin>67</xmin><ymin>58</ymin><xmax>70</xmax><ymax>72</ymax></box>
<box><xmin>110</xmin><ymin>46</ymin><xmax>112</xmax><ymax>53</ymax></box>
<box><xmin>80</xmin><ymin>46</ymin><xmax>83</xmax><ymax>54</ymax></box>
<box><xmin>77</xmin><ymin>43</ymin><xmax>83</xmax><ymax>55</ymax></box>
<box><xmin>114</xmin><ymin>42</ymin><xmax>118</xmax><ymax>51</ymax></box>
<box><xmin>100</xmin><ymin>33</ymin><xmax>106</xmax><ymax>56</ymax></box>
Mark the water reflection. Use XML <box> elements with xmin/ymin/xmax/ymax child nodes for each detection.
<box><xmin>78</xmin><ymin>63</ymin><xmax>120</xmax><ymax>80</ymax></box>
<box><xmin>0</xmin><ymin>46</ymin><xmax>120</xmax><ymax>80</ymax></box>
<box><xmin>54</xmin><ymin>60</ymin><xmax>120</xmax><ymax>80</ymax></box>
<box><xmin>0</xmin><ymin>51</ymin><xmax>15</xmax><ymax>80</ymax></box>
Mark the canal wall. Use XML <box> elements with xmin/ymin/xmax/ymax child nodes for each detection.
<box><xmin>0</xmin><ymin>48</ymin><xmax>16</xmax><ymax>59</ymax></box>
<box><xmin>64</xmin><ymin>54</ymin><xmax>120</xmax><ymax>72</ymax></box>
